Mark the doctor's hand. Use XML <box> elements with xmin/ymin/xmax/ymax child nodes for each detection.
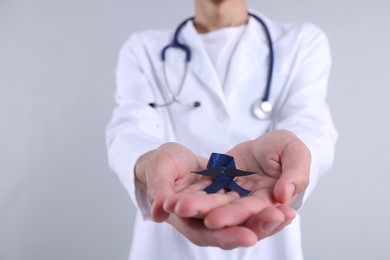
<box><xmin>134</xmin><ymin>142</ymin><xmax>209</xmax><ymax>222</ymax></box>
<box><xmin>135</xmin><ymin>142</ymin><xmax>276</xmax><ymax>249</ymax></box>
<box><xmin>164</xmin><ymin>130</ymin><xmax>311</xmax><ymax>243</ymax></box>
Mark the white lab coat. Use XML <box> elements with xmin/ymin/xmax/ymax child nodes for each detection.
<box><xmin>106</xmin><ymin>11</ymin><xmax>337</xmax><ymax>260</ymax></box>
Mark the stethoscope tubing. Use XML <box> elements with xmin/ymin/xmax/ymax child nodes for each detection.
<box><xmin>151</xmin><ymin>12</ymin><xmax>274</xmax><ymax>119</ymax></box>
<box><xmin>249</xmin><ymin>14</ymin><xmax>274</xmax><ymax>103</ymax></box>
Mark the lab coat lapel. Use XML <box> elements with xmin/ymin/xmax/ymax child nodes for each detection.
<box><xmin>179</xmin><ymin>22</ymin><xmax>225</xmax><ymax>101</ymax></box>
<box><xmin>223</xmin><ymin>16</ymin><xmax>269</xmax><ymax>97</ymax></box>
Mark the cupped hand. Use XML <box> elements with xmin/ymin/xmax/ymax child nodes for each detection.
<box><xmin>164</xmin><ymin>130</ymin><xmax>310</xmax><ymax>241</ymax></box>
<box><xmin>135</xmin><ymin>142</ymin><xmax>261</xmax><ymax>249</ymax></box>
<box><xmin>134</xmin><ymin>142</ymin><xmax>209</xmax><ymax>222</ymax></box>
<box><xmin>166</xmin><ymin>214</ymin><xmax>259</xmax><ymax>249</ymax></box>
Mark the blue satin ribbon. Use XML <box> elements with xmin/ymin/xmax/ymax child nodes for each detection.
<box><xmin>193</xmin><ymin>153</ymin><xmax>255</xmax><ymax>196</ymax></box>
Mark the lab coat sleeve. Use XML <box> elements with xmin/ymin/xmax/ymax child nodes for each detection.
<box><xmin>274</xmin><ymin>24</ymin><xmax>338</xmax><ymax>210</ymax></box>
<box><xmin>106</xmin><ymin>33</ymin><xmax>164</xmax><ymax>219</ymax></box>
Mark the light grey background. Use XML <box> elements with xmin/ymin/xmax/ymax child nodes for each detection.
<box><xmin>1</xmin><ymin>0</ymin><xmax>389</xmax><ymax>259</ymax></box>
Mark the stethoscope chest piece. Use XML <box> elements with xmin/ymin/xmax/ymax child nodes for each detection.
<box><xmin>252</xmin><ymin>99</ymin><xmax>273</xmax><ymax>120</ymax></box>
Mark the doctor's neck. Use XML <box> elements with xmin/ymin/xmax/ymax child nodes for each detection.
<box><xmin>193</xmin><ymin>0</ymin><xmax>248</xmax><ymax>34</ymax></box>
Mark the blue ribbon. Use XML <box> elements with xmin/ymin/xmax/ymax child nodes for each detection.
<box><xmin>193</xmin><ymin>153</ymin><xmax>255</xmax><ymax>196</ymax></box>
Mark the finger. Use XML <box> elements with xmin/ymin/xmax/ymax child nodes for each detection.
<box><xmin>274</xmin><ymin>139</ymin><xmax>311</xmax><ymax>204</ymax></box>
<box><xmin>146</xmin><ymin>160</ymin><xmax>177</xmax><ymax>222</ymax></box>
<box><xmin>278</xmin><ymin>204</ymin><xmax>296</xmax><ymax>221</ymax></box>
<box><xmin>151</xmin><ymin>174</ymin><xmax>207</xmax><ymax>222</ymax></box>
<box><xmin>163</xmin><ymin>177</ymin><xmax>213</xmax><ymax>214</ymax></box>
<box><xmin>268</xmin><ymin>205</ymin><xmax>296</xmax><ymax>234</ymax></box>
<box><xmin>169</xmin><ymin>191</ymin><xmax>240</xmax><ymax>218</ymax></box>
<box><xmin>167</xmin><ymin>215</ymin><xmax>257</xmax><ymax>249</ymax></box>
<box><xmin>149</xmin><ymin>179</ymin><xmax>174</xmax><ymax>222</ymax></box>
<box><xmin>204</xmin><ymin>193</ymin><xmax>272</xmax><ymax>229</ymax></box>
<box><xmin>210</xmin><ymin>226</ymin><xmax>258</xmax><ymax>249</ymax></box>
<box><xmin>244</xmin><ymin>205</ymin><xmax>295</xmax><ymax>239</ymax></box>
<box><xmin>163</xmin><ymin>192</ymin><xmax>181</xmax><ymax>214</ymax></box>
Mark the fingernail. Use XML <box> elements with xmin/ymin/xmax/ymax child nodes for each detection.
<box><xmin>287</xmin><ymin>183</ymin><xmax>296</xmax><ymax>199</ymax></box>
<box><xmin>263</xmin><ymin>222</ymin><xmax>279</xmax><ymax>233</ymax></box>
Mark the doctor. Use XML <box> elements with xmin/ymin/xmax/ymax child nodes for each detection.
<box><xmin>106</xmin><ymin>0</ymin><xmax>337</xmax><ymax>259</ymax></box>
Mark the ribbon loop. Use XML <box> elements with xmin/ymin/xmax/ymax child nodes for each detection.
<box><xmin>193</xmin><ymin>153</ymin><xmax>255</xmax><ymax>196</ymax></box>
<box><xmin>207</xmin><ymin>153</ymin><xmax>236</xmax><ymax>173</ymax></box>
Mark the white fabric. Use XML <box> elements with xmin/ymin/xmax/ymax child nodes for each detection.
<box><xmin>106</xmin><ymin>11</ymin><xmax>338</xmax><ymax>260</ymax></box>
<box><xmin>200</xmin><ymin>25</ymin><xmax>246</xmax><ymax>88</ymax></box>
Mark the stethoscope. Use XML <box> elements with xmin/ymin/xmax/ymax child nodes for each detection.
<box><xmin>149</xmin><ymin>12</ymin><xmax>274</xmax><ymax>120</ymax></box>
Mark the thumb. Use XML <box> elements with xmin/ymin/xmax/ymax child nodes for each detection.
<box><xmin>149</xmin><ymin>181</ymin><xmax>174</xmax><ymax>222</ymax></box>
<box><xmin>274</xmin><ymin>139</ymin><xmax>311</xmax><ymax>204</ymax></box>
<box><xmin>146</xmin><ymin>163</ymin><xmax>176</xmax><ymax>223</ymax></box>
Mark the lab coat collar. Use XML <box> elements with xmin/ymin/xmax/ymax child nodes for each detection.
<box><xmin>179</xmin><ymin>21</ymin><xmax>224</xmax><ymax>102</ymax></box>
<box><xmin>223</xmin><ymin>15</ymin><xmax>270</xmax><ymax>97</ymax></box>
<box><xmin>170</xmin><ymin>12</ymin><xmax>272</xmax><ymax>103</ymax></box>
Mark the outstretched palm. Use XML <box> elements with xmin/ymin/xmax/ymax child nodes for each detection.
<box><xmin>163</xmin><ymin>131</ymin><xmax>310</xmax><ymax>243</ymax></box>
<box><xmin>140</xmin><ymin>130</ymin><xmax>310</xmax><ymax>248</ymax></box>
